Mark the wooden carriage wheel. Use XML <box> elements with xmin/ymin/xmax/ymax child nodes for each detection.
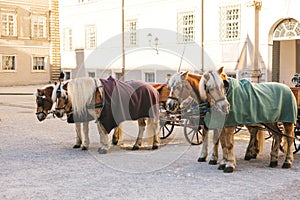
<box><xmin>183</xmin><ymin>118</ymin><xmax>203</xmax><ymax>145</ymax></box>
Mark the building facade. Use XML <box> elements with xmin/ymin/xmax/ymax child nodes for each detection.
<box><xmin>0</xmin><ymin>0</ymin><xmax>60</xmax><ymax>86</ymax></box>
<box><xmin>60</xmin><ymin>0</ymin><xmax>300</xmax><ymax>85</ymax></box>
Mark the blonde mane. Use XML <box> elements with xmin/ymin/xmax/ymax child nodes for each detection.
<box><xmin>68</xmin><ymin>77</ymin><xmax>101</xmax><ymax>117</ymax></box>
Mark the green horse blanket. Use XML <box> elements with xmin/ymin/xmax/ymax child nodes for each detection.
<box><xmin>205</xmin><ymin>78</ymin><xmax>297</xmax><ymax>129</ymax></box>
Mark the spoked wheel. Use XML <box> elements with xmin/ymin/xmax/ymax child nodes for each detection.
<box><xmin>183</xmin><ymin>118</ymin><xmax>203</xmax><ymax>145</ymax></box>
<box><xmin>293</xmin><ymin>125</ymin><xmax>300</xmax><ymax>154</ymax></box>
<box><xmin>160</xmin><ymin>120</ymin><xmax>175</xmax><ymax>139</ymax></box>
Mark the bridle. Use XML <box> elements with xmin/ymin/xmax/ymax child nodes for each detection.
<box><xmin>36</xmin><ymin>91</ymin><xmax>54</xmax><ymax>117</ymax></box>
<box><xmin>168</xmin><ymin>80</ymin><xmax>190</xmax><ymax>105</ymax></box>
<box><xmin>205</xmin><ymin>72</ymin><xmax>227</xmax><ymax>105</ymax></box>
<box><xmin>55</xmin><ymin>82</ymin><xmax>72</xmax><ymax>116</ymax></box>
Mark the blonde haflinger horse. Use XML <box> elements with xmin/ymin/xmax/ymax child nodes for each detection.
<box><xmin>55</xmin><ymin>76</ymin><xmax>160</xmax><ymax>154</ymax></box>
<box><xmin>199</xmin><ymin>68</ymin><xmax>297</xmax><ymax>173</ymax></box>
<box><xmin>166</xmin><ymin>67</ymin><xmax>264</xmax><ymax>167</ymax></box>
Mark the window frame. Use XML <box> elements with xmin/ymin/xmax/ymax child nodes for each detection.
<box><xmin>0</xmin><ymin>55</ymin><xmax>16</xmax><ymax>72</ymax></box>
<box><xmin>31</xmin><ymin>14</ymin><xmax>47</xmax><ymax>39</ymax></box>
<box><xmin>63</xmin><ymin>28</ymin><xmax>73</xmax><ymax>51</ymax></box>
<box><xmin>144</xmin><ymin>71</ymin><xmax>155</xmax><ymax>83</ymax></box>
<box><xmin>32</xmin><ymin>56</ymin><xmax>46</xmax><ymax>72</ymax></box>
<box><xmin>219</xmin><ymin>4</ymin><xmax>241</xmax><ymax>42</ymax></box>
<box><xmin>177</xmin><ymin>11</ymin><xmax>195</xmax><ymax>44</ymax></box>
<box><xmin>1</xmin><ymin>11</ymin><xmax>17</xmax><ymax>37</ymax></box>
<box><xmin>85</xmin><ymin>25</ymin><xmax>97</xmax><ymax>49</ymax></box>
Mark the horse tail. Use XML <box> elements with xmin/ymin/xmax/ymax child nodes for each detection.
<box><xmin>68</xmin><ymin>77</ymin><xmax>99</xmax><ymax>117</ymax></box>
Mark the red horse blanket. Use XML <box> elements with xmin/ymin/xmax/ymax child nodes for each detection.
<box><xmin>99</xmin><ymin>76</ymin><xmax>159</xmax><ymax>133</ymax></box>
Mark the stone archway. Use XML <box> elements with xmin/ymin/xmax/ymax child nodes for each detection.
<box><xmin>271</xmin><ymin>18</ymin><xmax>300</xmax><ymax>84</ymax></box>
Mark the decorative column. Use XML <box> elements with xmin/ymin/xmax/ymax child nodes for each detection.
<box><xmin>49</xmin><ymin>0</ymin><xmax>61</xmax><ymax>81</ymax></box>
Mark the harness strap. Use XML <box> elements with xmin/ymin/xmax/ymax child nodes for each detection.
<box><xmin>261</xmin><ymin>123</ymin><xmax>300</xmax><ymax>141</ymax></box>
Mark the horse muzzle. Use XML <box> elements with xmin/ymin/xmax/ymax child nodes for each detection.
<box><xmin>166</xmin><ymin>99</ymin><xmax>178</xmax><ymax>112</ymax></box>
<box><xmin>36</xmin><ymin>112</ymin><xmax>46</xmax><ymax>121</ymax></box>
<box><xmin>54</xmin><ymin>110</ymin><xmax>64</xmax><ymax>118</ymax></box>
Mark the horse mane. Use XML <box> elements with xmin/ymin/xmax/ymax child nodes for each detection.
<box><xmin>185</xmin><ymin>72</ymin><xmax>202</xmax><ymax>102</ymax></box>
<box><xmin>68</xmin><ymin>77</ymin><xmax>101</xmax><ymax>117</ymax></box>
<box><xmin>36</xmin><ymin>83</ymin><xmax>59</xmax><ymax>103</ymax></box>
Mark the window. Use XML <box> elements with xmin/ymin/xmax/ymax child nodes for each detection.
<box><xmin>1</xmin><ymin>12</ymin><xmax>17</xmax><ymax>37</ymax></box>
<box><xmin>64</xmin><ymin>71</ymin><xmax>71</xmax><ymax>80</ymax></box>
<box><xmin>219</xmin><ymin>5</ymin><xmax>240</xmax><ymax>41</ymax></box>
<box><xmin>31</xmin><ymin>15</ymin><xmax>47</xmax><ymax>38</ymax></box>
<box><xmin>63</xmin><ymin>28</ymin><xmax>73</xmax><ymax>51</ymax></box>
<box><xmin>126</xmin><ymin>19</ymin><xmax>137</xmax><ymax>46</ymax></box>
<box><xmin>32</xmin><ymin>56</ymin><xmax>45</xmax><ymax>71</ymax></box>
<box><xmin>1</xmin><ymin>55</ymin><xmax>16</xmax><ymax>71</ymax></box>
<box><xmin>115</xmin><ymin>72</ymin><xmax>123</xmax><ymax>80</ymax></box>
<box><xmin>145</xmin><ymin>72</ymin><xmax>155</xmax><ymax>83</ymax></box>
<box><xmin>88</xmin><ymin>72</ymin><xmax>95</xmax><ymax>78</ymax></box>
<box><xmin>177</xmin><ymin>11</ymin><xmax>195</xmax><ymax>43</ymax></box>
<box><xmin>85</xmin><ymin>25</ymin><xmax>96</xmax><ymax>49</ymax></box>
<box><xmin>273</xmin><ymin>19</ymin><xmax>300</xmax><ymax>40</ymax></box>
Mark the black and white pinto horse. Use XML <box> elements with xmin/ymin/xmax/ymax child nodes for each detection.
<box><xmin>199</xmin><ymin>69</ymin><xmax>297</xmax><ymax>173</ymax></box>
<box><xmin>55</xmin><ymin>76</ymin><xmax>160</xmax><ymax>153</ymax></box>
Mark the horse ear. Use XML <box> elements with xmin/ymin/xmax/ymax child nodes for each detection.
<box><xmin>54</xmin><ymin>81</ymin><xmax>58</xmax><ymax>85</ymax></box>
<box><xmin>217</xmin><ymin>66</ymin><xmax>224</xmax><ymax>74</ymax></box>
<box><xmin>62</xmin><ymin>82</ymin><xmax>68</xmax><ymax>91</ymax></box>
<box><xmin>37</xmin><ymin>89</ymin><xmax>43</xmax><ymax>95</ymax></box>
<box><xmin>204</xmin><ymin>72</ymin><xmax>210</xmax><ymax>80</ymax></box>
<box><xmin>181</xmin><ymin>71</ymin><xmax>189</xmax><ymax>80</ymax></box>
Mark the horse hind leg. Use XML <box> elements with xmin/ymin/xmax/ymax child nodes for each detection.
<box><xmin>282</xmin><ymin>122</ymin><xmax>294</xmax><ymax>168</ymax></box>
<box><xmin>132</xmin><ymin>118</ymin><xmax>146</xmax><ymax>150</ymax></box>
<box><xmin>246</xmin><ymin>125</ymin><xmax>265</xmax><ymax>160</ymax></box>
<box><xmin>96</xmin><ymin>122</ymin><xmax>110</xmax><ymax>154</ymax></box>
<box><xmin>81</xmin><ymin>122</ymin><xmax>90</xmax><ymax>150</ymax></box>
<box><xmin>150</xmin><ymin>118</ymin><xmax>160</xmax><ymax>150</ymax></box>
<box><xmin>73</xmin><ymin>123</ymin><xmax>82</xmax><ymax>148</ymax></box>
<box><xmin>112</xmin><ymin>124</ymin><xmax>123</xmax><ymax>145</ymax></box>
<box><xmin>268</xmin><ymin>123</ymin><xmax>282</xmax><ymax>168</ymax></box>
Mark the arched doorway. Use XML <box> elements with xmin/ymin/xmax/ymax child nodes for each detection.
<box><xmin>271</xmin><ymin>18</ymin><xmax>300</xmax><ymax>84</ymax></box>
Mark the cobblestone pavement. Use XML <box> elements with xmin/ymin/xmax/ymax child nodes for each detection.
<box><xmin>1</xmin><ymin>85</ymin><xmax>300</xmax><ymax>199</ymax></box>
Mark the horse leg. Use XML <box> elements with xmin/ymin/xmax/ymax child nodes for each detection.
<box><xmin>208</xmin><ymin>129</ymin><xmax>221</xmax><ymax>165</ymax></box>
<box><xmin>149</xmin><ymin>118</ymin><xmax>160</xmax><ymax>150</ymax></box>
<box><xmin>244</xmin><ymin>126</ymin><xmax>259</xmax><ymax>160</ymax></box>
<box><xmin>282</xmin><ymin>122</ymin><xmax>294</xmax><ymax>168</ymax></box>
<box><xmin>73</xmin><ymin>123</ymin><xmax>82</xmax><ymax>148</ymax></box>
<box><xmin>132</xmin><ymin>118</ymin><xmax>146</xmax><ymax>150</ymax></box>
<box><xmin>112</xmin><ymin>124</ymin><xmax>123</xmax><ymax>145</ymax></box>
<box><xmin>219</xmin><ymin>126</ymin><xmax>236</xmax><ymax>173</ymax></box>
<box><xmin>96</xmin><ymin>122</ymin><xmax>110</xmax><ymax>154</ymax></box>
<box><xmin>197</xmin><ymin>127</ymin><xmax>208</xmax><ymax>162</ymax></box>
<box><xmin>268</xmin><ymin>123</ymin><xmax>281</xmax><ymax>168</ymax></box>
<box><xmin>81</xmin><ymin>122</ymin><xmax>90</xmax><ymax>150</ymax></box>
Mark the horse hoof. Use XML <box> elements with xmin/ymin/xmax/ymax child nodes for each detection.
<box><xmin>223</xmin><ymin>167</ymin><xmax>234</xmax><ymax>173</ymax></box>
<box><xmin>132</xmin><ymin>146</ymin><xmax>139</xmax><ymax>150</ymax></box>
<box><xmin>152</xmin><ymin>145</ymin><xmax>158</xmax><ymax>150</ymax></box>
<box><xmin>98</xmin><ymin>148</ymin><xmax>107</xmax><ymax>154</ymax></box>
<box><xmin>82</xmin><ymin>146</ymin><xmax>88</xmax><ymax>151</ymax></box>
<box><xmin>269</xmin><ymin>161</ymin><xmax>278</xmax><ymax>168</ymax></box>
<box><xmin>197</xmin><ymin>157</ymin><xmax>206</xmax><ymax>162</ymax></box>
<box><xmin>218</xmin><ymin>164</ymin><xmax>226</xmax><ymax>170</ymax></box>
<box><xmin>244</xmin><ymin>156</ymin><xmax>251</xmax><ymax>161</ymax></box>
<box><xmin>208</xmin><ymin>160</ymin><xmax>218</xmax><ymax>165</ymax></box>
<box><xmin>282</xmin><ymin>162</ymin><xmax>292</xmax><ymax>169</ymax></box>
<box><xmin>112</xmin><ymin>138</ymin><xmax>119</xmax><ymax>145</ymax></box>
<box><xmin>73</xmin><ymin>144</ymin><xmax>81</xmax><ymax>149</ymax></box>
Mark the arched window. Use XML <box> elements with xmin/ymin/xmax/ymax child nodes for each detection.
<box><xmin>273</xmin><ymin>18</ymin><xmax>300</xmax><ymax>40</ymax></box>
